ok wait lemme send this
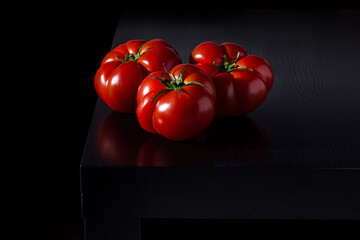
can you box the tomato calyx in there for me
[213,51,253,73]
[149,64,206,102]
[113,43,153,63]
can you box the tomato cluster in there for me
[94,39,273,141]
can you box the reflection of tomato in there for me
[95,111,267,167]
[95,111,152,166]
[136,64,216,141]
[190,41,273,117]
[136,116,268,167]
[94,39,181,113]
[137,136,214,167]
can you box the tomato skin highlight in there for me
[189,41,223,65]
[236,55,274,91]
[94,61,120,105]
[94,39,182,113]
[138,47,181,75]
[152,89,215,141]
[190,42,273,117]
[220,42,248,62]
[230,70,268,116]
[136,64,216,141]
[106,61,144,112]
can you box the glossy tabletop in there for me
[81,10,360,238]
[83,9,360,168]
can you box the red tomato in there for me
[190,41,273,117]
[94,39,182,113]
[136,64,216,141]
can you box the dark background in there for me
[4,2,360,239]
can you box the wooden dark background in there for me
[4,2,360,239]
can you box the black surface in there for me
[81,8,360,239]
[5,8,118,240]
[6,6,360,240]
[141,219,360,239]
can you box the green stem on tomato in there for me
[213,51,253,73]
[113,43,154,63]
[149,64,206,102]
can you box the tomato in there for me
[136,64,216,141]
[190,41,273,117]
[94,39,182,112]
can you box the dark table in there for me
[81,9,360,239]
